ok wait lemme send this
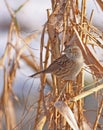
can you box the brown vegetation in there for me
[0,0,103,130]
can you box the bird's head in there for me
[64,45,83,60]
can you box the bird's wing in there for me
[44,54,69,73]
[54,55,75,76]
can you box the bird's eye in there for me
[69,48,72,52]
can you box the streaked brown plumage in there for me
[30,45,83,81]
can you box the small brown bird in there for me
[30,45,83,81]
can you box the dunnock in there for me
[30,45,83,81]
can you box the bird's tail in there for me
[29,70,44,78]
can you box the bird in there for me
[30,45,84,81]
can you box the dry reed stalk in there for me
[93,97,103,130]
[0,1,40,129]
[70,83,103,102]
[96,0,103,10]
[1,66,17,130]
[33,22,47,129]
[46,1,68,129]
[0,0,103,129]
[0,18,17,130]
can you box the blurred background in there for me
[0,0,103,130]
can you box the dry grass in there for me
[0,0,103,130]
